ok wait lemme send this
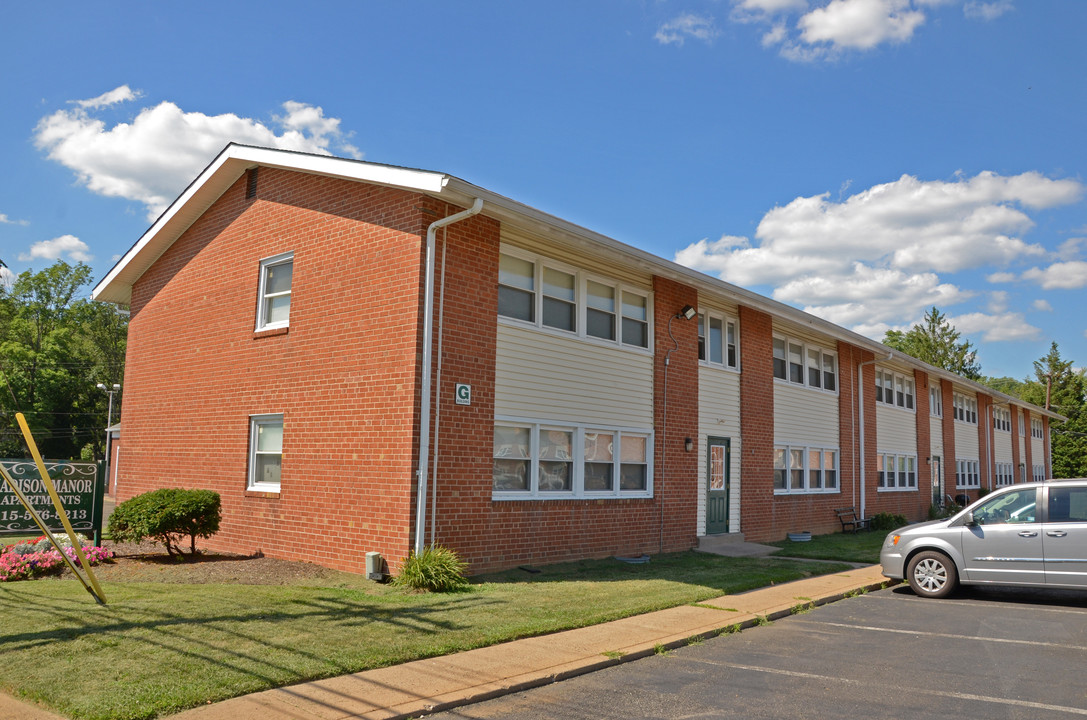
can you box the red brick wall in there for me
[914,370,933,514]
[977,393,993,491]
[941,380,957,501]
[1010,404,1022,481]
[120,168,438,574]
[837,342,861,514]
[737,307,776,540]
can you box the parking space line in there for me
[700,661,1087,716]
[804,620,1087,651]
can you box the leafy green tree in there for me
[883,307,982,379]
[0,261,127,459]
[1016,343,1087,478]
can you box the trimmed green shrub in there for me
[108,488,221,557]
[869,511,908,532]
[392,545,469,592]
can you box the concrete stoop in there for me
[696,532,780,557]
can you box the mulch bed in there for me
[57,541,340,585]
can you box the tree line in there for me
[0,260,126,460]
[884,307,1086,478]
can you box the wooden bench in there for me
[835,507,870,533]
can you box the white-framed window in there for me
[875,368,914,410]
[698,312,739,369]
[929,385,943,417]
[1032,464,1046,483]
[953,393,978,424]
[994,462,1015,487]
[248,414,284,491]
[773,445,838,494]
[993,408,1011,432]
[877,453,917,491]
[497,248,651,350]
[1019,411,1026,437]
[493,420,653,499]
[956,458,980,489]
[256,252,293,331]
[1031,418,1044,439]
[771,335,837,392]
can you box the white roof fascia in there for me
[92,144,448,304]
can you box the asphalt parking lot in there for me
[431,584,1087,719]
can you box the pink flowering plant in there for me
[0,537,113,582]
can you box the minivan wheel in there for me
[907,551,958,598]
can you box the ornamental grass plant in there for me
[391,545,469,592]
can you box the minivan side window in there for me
[974,489,1037,525]
[1048,487,1087,523]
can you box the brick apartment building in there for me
[92,144,1059,575]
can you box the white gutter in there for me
[857,352,893,519]
[414,198,484,555]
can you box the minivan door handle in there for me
[1018,531,1039,538]
[1046,531,1068,538]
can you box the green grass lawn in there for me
[768,529,888,564]
[0,551,850,720]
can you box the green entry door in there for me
[706,437,730,535]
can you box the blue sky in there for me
[2,1,1085,379]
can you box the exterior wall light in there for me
[685,437,693,452]
[678,305,696,320]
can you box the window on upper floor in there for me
[773,445,838,494]
[772,335,836,392]
[875,368,914,410]
[697,312,739,369]
[1019,411,1026,436]
[929,385,943,417]
[993,408,1011,432]
[877,452,917,491]
[256,252,293,331]
[497,250,650,350]
[493,420,652,499]
[248,414,283,491]
[1031,418,1045,439]
[953,393,978,424]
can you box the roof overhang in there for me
[91,144,1066,421]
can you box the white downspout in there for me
[857,351,893,520]
[414,198,484,555]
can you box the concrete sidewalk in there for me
[0,565,888,720]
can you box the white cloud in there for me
[655,14,721,46]
[1056,237,1086,261]
[675,170,1082,332]
[0,213,29,226]
[799,0,926,51]
[17,235,92,263]
[963,0,1013,21]
[35,86,362,221]
[1021,261,1087,290]
[76,85,139,109]
[949,311,1040,342]
[0,264,13,290]
[1032,299,1053,312]
[987,290,1009,313]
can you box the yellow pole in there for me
[14,413,106,604]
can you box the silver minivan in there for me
[881,479,1087,598]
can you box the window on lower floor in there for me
[493,421,652,499]
[1033,464,1046,483]
[994,462,1015,487]
[956,459,980,489]
[877,453,917,490]
[248,414,283,491]
[773,445,838,494]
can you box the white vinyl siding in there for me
[774,383,839,448]
[929,416,944,459]
[496,324,653,426]
[954,421,980,460]
[875,403,917,455]
[1031,435,1046,468]
[698,366,742,536]
[993,429,1013,465]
